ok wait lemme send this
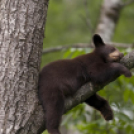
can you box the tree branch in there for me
[83,0,93,33]
[42,42,134,54]
[43,43,91,54]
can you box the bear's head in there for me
[93,34,124,63]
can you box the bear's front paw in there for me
[121,66,132,78]
[123,70,132,78]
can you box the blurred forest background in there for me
[42,0,134,134]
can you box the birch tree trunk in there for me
[0,0,48,134]
[95,0,122,42]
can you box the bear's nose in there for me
[120,53,124,58]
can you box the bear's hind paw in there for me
[100,104,114,121]
[103,113,114,121]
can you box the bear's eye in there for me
[111,48,115,52]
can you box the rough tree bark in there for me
[0,0,48,134]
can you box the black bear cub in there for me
[38,34,131,134]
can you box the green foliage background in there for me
[42,0,134,134]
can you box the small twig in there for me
[42,42,134,54]
[83,0,93,33]
[109,42,134,48]
[42,43,92,54]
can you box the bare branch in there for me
[42,43,91,54]
[83,0,93,33]
[42,42,134,54]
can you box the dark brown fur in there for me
[38,34,131,134]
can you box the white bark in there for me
[95,0,122,42]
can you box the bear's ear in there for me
[93,34,105,47]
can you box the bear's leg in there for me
[45,93,64,134]
[85,93,113,121]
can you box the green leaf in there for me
[123,89,130,102]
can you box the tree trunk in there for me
[0,0,48,134]
[95,0,122,42]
